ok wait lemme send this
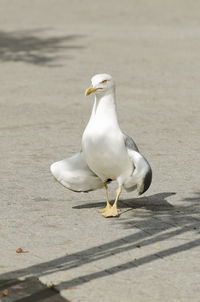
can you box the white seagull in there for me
[50,74,152,217]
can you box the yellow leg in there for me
[99,183,112,213]
[102,186,122,218]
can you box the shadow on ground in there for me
[0,278,68,302]
[72,192,175,210]
[0,29,84,66]
[0,192,200,298]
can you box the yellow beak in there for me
[85,86,98,96]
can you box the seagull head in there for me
[85,74,115,96]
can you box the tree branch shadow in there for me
[0,277,68,302]
[0,29,84,67]
[0,192,199,298]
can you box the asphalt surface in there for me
[0,1,200,301]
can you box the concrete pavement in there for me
[0,1,200,301]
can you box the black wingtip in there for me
[138,167,152,195]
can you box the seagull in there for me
[50,74,152,217]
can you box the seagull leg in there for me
[103,186,122,218]
[99,183,112,213]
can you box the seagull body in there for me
[51,74,152,217]
[82,82,132,185]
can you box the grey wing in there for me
[123,134,152,195]
[123,133,139,152]
[50,152,104,192]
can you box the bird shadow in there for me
[0,28,84,67]
[72,192,176,211]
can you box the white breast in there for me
[82,117,132,182]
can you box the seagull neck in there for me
[91,90,118,125]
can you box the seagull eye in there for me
[101,80,107,84]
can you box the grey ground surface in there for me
[0,1,200,301]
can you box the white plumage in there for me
[51,74,152,217]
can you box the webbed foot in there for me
[102,205,119,218]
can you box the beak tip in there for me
[85,86,96,96]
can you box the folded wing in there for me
[50,152,104,192]
[123,134,152,195]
